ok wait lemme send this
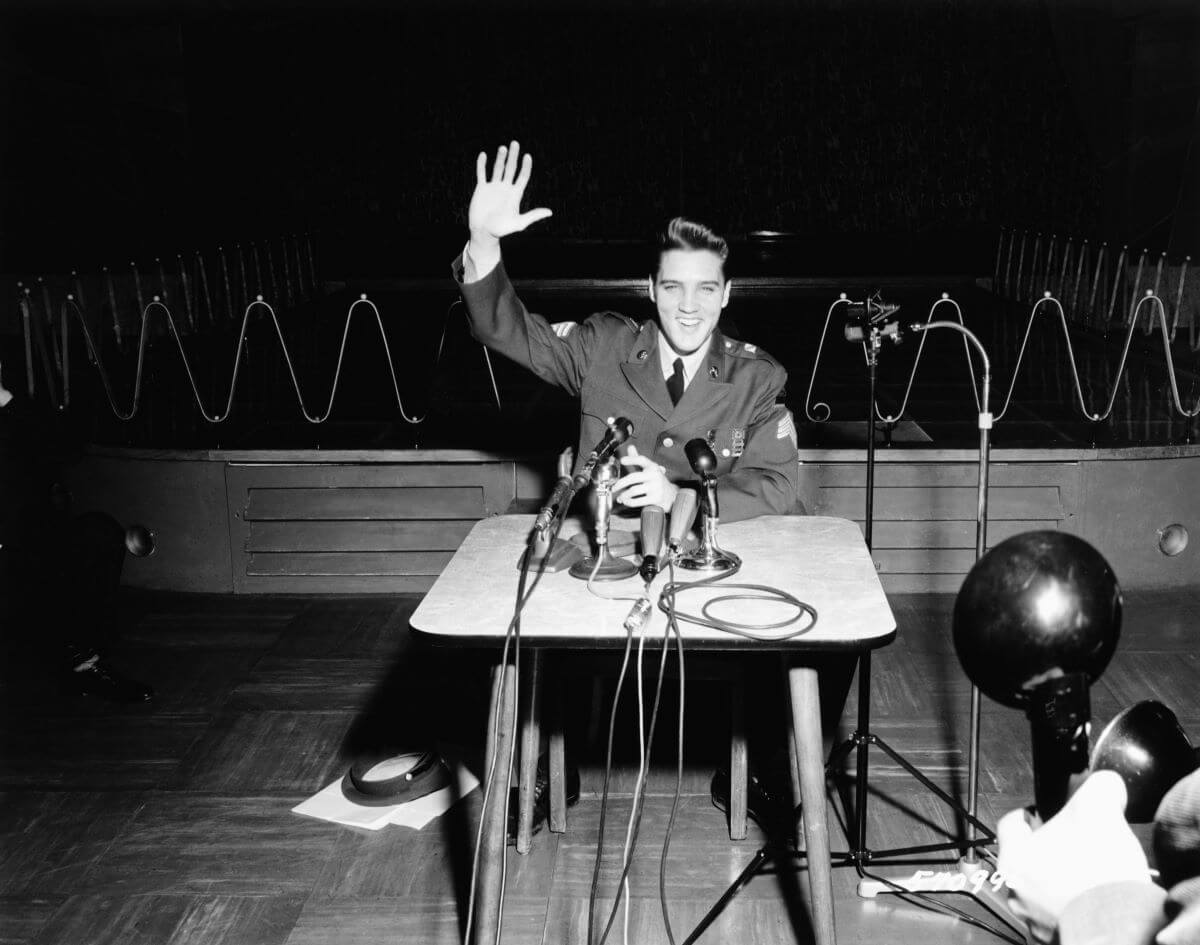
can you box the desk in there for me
[411,514,896,945]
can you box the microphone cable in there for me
[620,612,651,945]
[659,560,687,945]
[590,603,676,945]
[462,542,546,945]
[656,560,818,642]
[586,616,636,945]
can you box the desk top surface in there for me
[410,515,896,650]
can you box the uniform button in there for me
[636,350,648,361]
[662,437,674,447]
[722,448,731,457]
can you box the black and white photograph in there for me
[2,0,1199,942]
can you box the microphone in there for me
[590,456,623,550]
[844,293,902,343]
[533,475,574,533]
[684,438,717,480]
[637,505,666,583]
[667,488,699,551]
[685,438,720,518]
[677,443,739,571]
[573,417,634,489]
[533,447,578,533]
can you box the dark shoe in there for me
[711,767,797,843]
[507,754,580,843]
[69,658,154,704]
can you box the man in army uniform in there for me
[453,139,799,522]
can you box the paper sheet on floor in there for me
[292,759,479,830]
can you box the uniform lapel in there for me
[619,323,674,421]
[670,332,732,426]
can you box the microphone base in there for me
[518,537,583,574]
[677,545,741,572]
[568,546,639,582]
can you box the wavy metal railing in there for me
[801,228,1197,429]
[17,289,504,425]
[992,292,1200,422]
[804,288,1199,429]
[803,293,982,423]
[16,226,1196,431]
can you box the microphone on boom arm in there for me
[844,291,902,344]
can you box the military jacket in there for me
[453,256,800,523]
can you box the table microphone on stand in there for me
[568,456,639,581]
[523,418,633,573]
[678,439,740,571]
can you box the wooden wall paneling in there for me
[810,460,1083,592]
[247,520,476,552]
[245,551,456,576]
[225,462,517,593]
[246,487,485,521]
[820,485,1066,521]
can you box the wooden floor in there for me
[2,587,1198,945]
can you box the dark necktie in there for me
[667,357,686,406]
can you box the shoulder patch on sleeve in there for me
[776,410,797,446]
[726,340,781,367]
[586,311,643,336]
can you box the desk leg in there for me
[516,650,542,854]
[475,658,517,945]
[729,664,748,840]
[548,671,567,834]
[787,662,836,945]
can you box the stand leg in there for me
[730,664,748,841]
[517,650,542,855]
[787,662,837,945]
[549,668,567,834]
[474,659,517,945]
[786,701,803,843]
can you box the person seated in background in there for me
[998,768,1200,945]
[453,140,801,522]
[0,362,153,704]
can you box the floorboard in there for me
[2,587,1197,944]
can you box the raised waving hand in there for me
[467,141,553,271]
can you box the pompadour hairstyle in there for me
[654,217,729,276]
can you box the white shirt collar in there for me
[657,330,712,387]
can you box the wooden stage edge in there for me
[64,444,1200,595]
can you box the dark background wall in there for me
[1,0,1197,276]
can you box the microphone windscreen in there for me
[640,506,665,559]
[610,417,633,444]
[684,439,717,476]
[668,489,699,547]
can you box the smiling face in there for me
[648,248,731,356]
